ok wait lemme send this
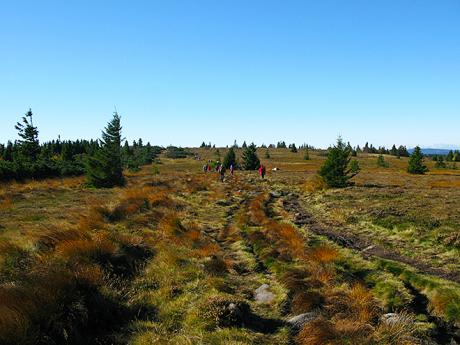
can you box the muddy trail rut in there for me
[279,192,460,285]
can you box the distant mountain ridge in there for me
[408,148,458,155]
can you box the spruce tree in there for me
[407,146,428,174]
[86,112,125,187]
[390,145,398,156]
[15,109,40,162]
[377,154,389,168]
[4,141,13,161]
[223,147,236,169]
[290,143,298,153]
[319,137,360,188]
[242,143,260,170]
[398,145,409,157]
[434,155,446,169]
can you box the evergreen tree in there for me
[223,147,237,169]
[319,137,360,188]
[122,140,132,158]
[446,150,454,162]
[200,141,207,148]
[390,145,398,156]
[363,142,369,153]
[242,143,260,170]
[351,148,357,157]
[407,146,428,174]
[289,143,298,153]
[4,141,13,161]
[15,109,40,161]
[454,150,460,162]
[86,112,125,187]
[277,141,287,149]
[434,155,446,169]
[398,145,409,157]
[376,154,389,168]
[61,142,73,161]
[350,159,360,175]
[242,141,247,149]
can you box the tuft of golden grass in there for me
[347,283,377,323]
[374,311,420,345]
[304,174,327,193]
[296,317,337,345]
[0,286,37,342]
[36,226,87,250]
[0,194,13,211]
[309,245,339,264]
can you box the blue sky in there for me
[1,0,459,148]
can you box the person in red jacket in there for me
[258,165,266,179]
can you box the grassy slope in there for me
[0,148,459,344]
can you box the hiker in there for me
[207,164,212,172]
[229,164,234,175]
[219,165,225,182]
[203,164,208,173]
[258,164,266,179]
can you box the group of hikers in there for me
[202,161,266,182]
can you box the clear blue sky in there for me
[1,0,459,148]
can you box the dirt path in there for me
[279,192,460,285]
[188,177,291,339]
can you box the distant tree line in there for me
[357,142,410,157]
[0,109,160,183]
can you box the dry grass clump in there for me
[78,205,106,231]
[54,233,117,264]
[249,193,268,225]
[185,174,210,192]
[323,284,377,322]
[249,193,306,261]
[35,226,88,250]
[291,289,324,314]
[0,285,41,343]
[0,194,13,211]
[428,288,460,325]
[296,316,374,345]
[195,243,221,258]
[203,254,230,276]
[304,174,327,193]
[95,187,177,223]
[157,215,185,237]
[296,317,340,344]
[373,313,420,345]
[198,295,250,329]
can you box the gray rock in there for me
[269,191,282,198]
[381,313,399,324]
[254,284,275,303]
[287,312,317,330]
